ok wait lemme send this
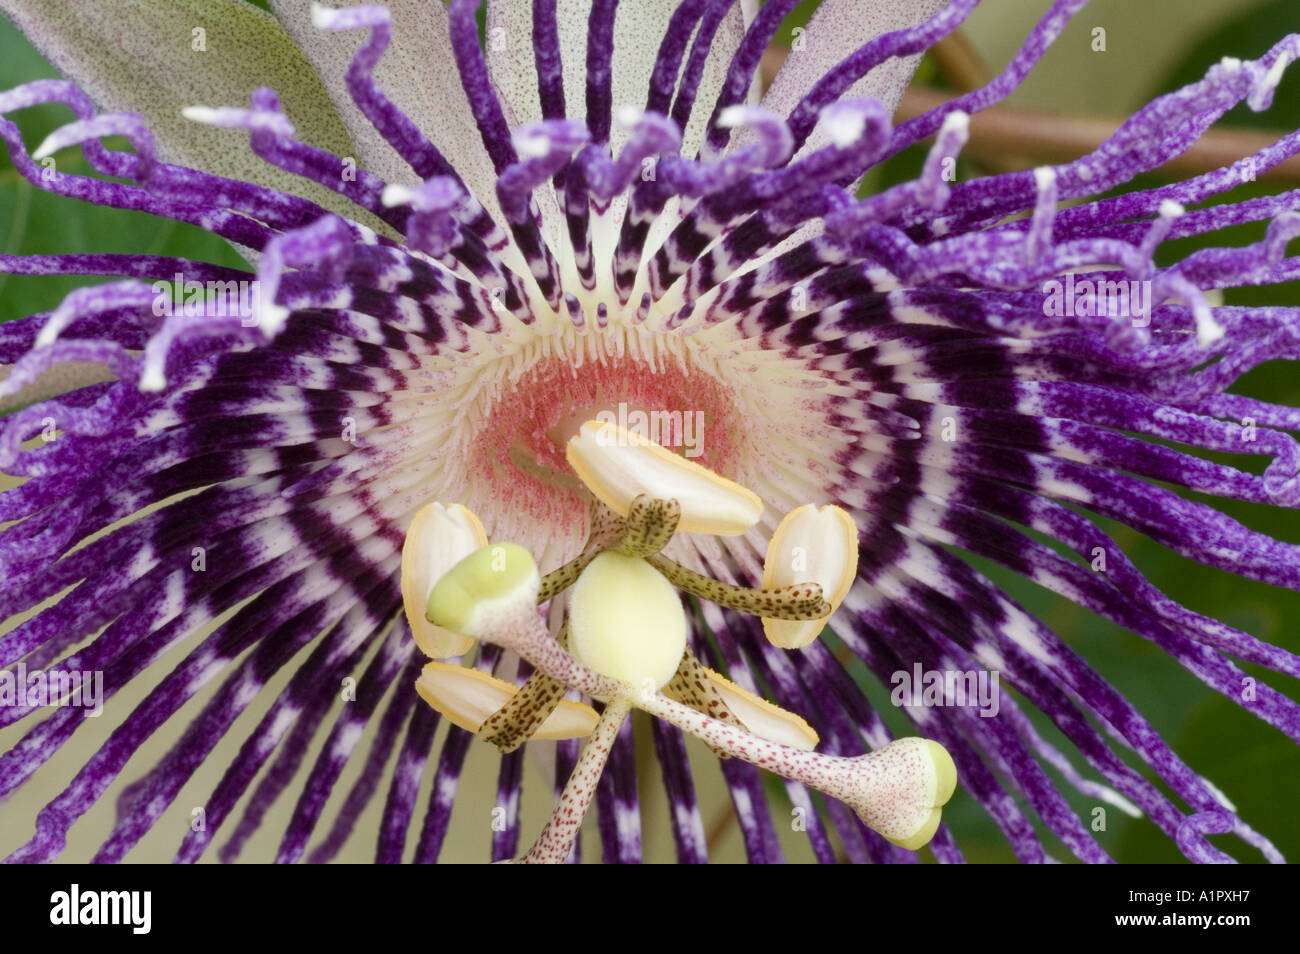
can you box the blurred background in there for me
[0,0,1298,863]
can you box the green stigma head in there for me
[426,542,539,638]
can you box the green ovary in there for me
[567,551,688,693]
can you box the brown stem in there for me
[705,800,739,854]
[761,28,1300,183]
[930,30,994,92]
[899,87,1300,183]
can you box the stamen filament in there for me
[536,502,625,602]
[537,545,606,603]
[646,553,831,620]
[479,624,572,753]
[611,496,681,557]
[665,649,743,729]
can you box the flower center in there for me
[468,327,744,541]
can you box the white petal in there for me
[0,0,364,222]
[720,2,947,282]
[485,0,751,283]
[752,0,949,159]
[401,502,488,659]
[488,0,749,158]
[270,0,504,223]
[565,420,764,536]
[762,503,859,649]
[415,661,600,739]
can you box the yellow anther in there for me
[401,503,488,658]
[565,420,763,536]
[761,503,859,649]
[699,666,819,750]
[415,662,599,739]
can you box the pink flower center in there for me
[475,351,744,541]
